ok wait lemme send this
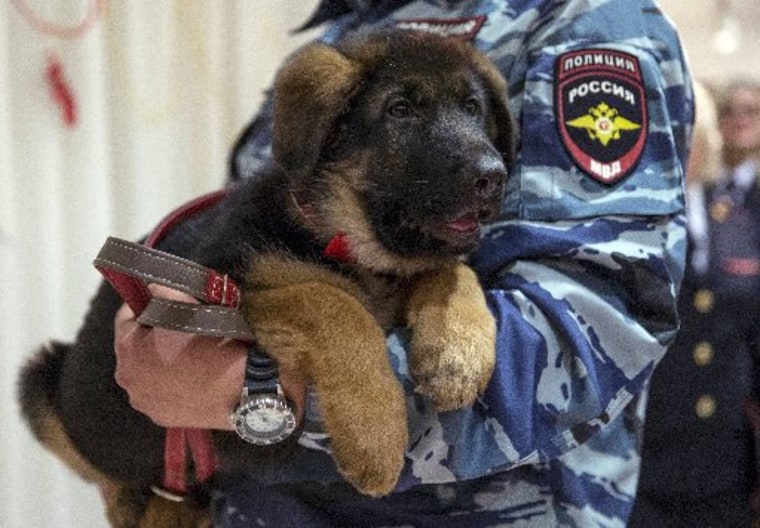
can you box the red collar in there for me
[290,191,354,263]
[322,231,354,262]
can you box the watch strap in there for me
[244,346,279,395]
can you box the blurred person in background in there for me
[630,78,760,527]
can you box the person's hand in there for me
[113,284,306,430]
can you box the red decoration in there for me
[12,1,107,128]
[11,0,106,40]
[45,54,77,127]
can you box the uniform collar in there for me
[299,0,415,29]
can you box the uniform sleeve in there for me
[223,0,694,492]
[385,1,694,489]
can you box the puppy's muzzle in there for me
[471,155,508,200]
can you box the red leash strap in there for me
[163,428,219,493]
[97,263,152,316]
[145,189,229,248]
[94,190,234,495]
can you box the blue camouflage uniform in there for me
[216,1,694,526]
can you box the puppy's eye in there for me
[387,99,414,119]
[464,96,483,115]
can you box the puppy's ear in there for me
[272,42,363,182]
[470,52,516,171]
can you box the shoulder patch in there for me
[395,15,486,41]
[555,49,648,185]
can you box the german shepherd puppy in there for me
[18,29,513,527]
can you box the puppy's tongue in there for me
[447,213,479,233]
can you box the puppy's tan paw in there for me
[410,326,495,411]
[330,420,408,497]
[318,379,408,497]
[407,263,496,411]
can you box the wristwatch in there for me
[230,346,297,445]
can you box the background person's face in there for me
[718,87,760,157]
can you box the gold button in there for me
[693,342,714,366]
[693,289,714,313]
[710,198,732,223]
[695,395,716,419]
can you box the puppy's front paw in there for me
[329,405,408,497]
[410,318,495,411]
[407,264,496,412]
[315,368,408,496]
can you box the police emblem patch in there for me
[556,49,648,184]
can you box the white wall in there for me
[659,0,760,85]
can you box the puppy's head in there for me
[273,30,514,274]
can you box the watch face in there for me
[246,407,286,433]
[232,394,297,445]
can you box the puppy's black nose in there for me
[473,158,507,198]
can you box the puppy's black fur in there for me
[19,29,514,527]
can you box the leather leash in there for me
[93,190,253,497]
[95,237,253,341]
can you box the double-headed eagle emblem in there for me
[566,102,641,146]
